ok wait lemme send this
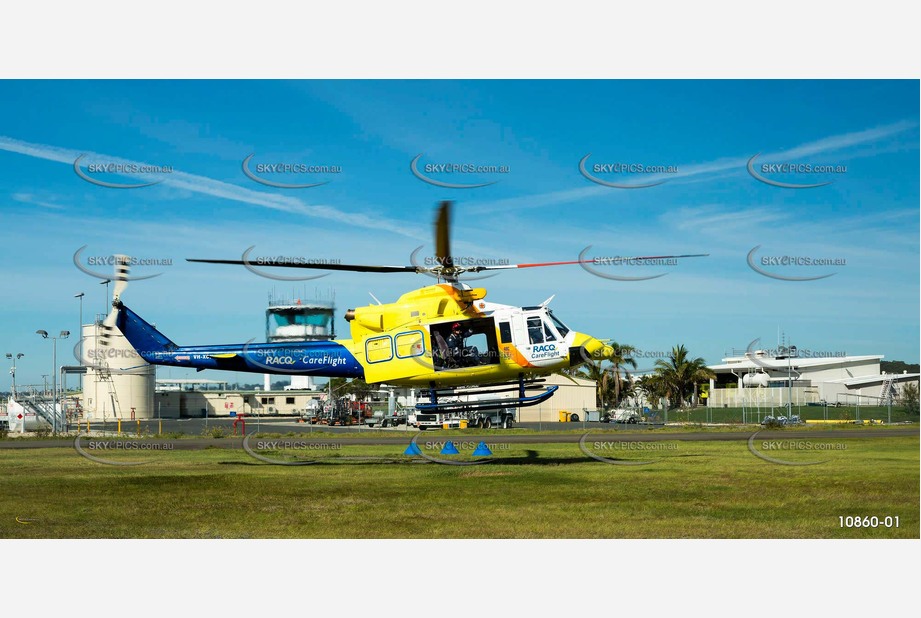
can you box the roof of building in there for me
[822,373,920,387]
[709,354,883,372]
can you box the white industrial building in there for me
[707,350,919,408]
[514,374,597,422]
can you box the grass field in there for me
[0,429,916,539]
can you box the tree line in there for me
[563,343,715,411]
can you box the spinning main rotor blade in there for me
[469,253,711,272]
[186,252,710,276]
[434,200,453,272]
[186,198,708,279]
[185,258,419,274]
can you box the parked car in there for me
[605,408,640,424]
[365,408,408,428]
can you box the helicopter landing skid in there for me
[415,378,558,413]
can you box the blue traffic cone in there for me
[472,441,493,456]
[403,442,422,456]
[440,441,460,455]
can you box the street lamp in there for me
[5,352,24,398]
[75,293,85,351]
[75,293,85,391]
[100,279,111,315]
[787,345,797,419]
[36,330,70,434]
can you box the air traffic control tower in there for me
[264,292,336,390]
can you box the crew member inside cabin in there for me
[446,322,478,366]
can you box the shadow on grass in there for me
[213,450,697,467]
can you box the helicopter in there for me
[100,201,706,413]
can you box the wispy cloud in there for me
[773,119,918,160]
[12,192,67,210]
[0,135,426,241]
[465,119,919,213]
[668,205,787,231]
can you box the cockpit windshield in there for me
[546,310,570,338]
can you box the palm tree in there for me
[571,360,612,409]
[635,373,669,409]
[608,342,638,408]
[570,342,637,410]
[652,344,715,409]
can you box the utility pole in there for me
[787,345,797,418]
[5,353,23,398]
[37,330,70,433]
[75,292,85,391]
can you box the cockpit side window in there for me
[498,321,512,344]
[543,321,557,341]
[527,316,544,344]
[547,311,570,338]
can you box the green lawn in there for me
[0,432,916,538]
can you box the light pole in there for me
[75,293,85,390]
[787,345,797,419]
[5,353,24,398]
[36,330,70,434]
[100,279,111,315]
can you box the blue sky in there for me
[0,80,918,387]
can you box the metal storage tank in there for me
[79,321,155,419]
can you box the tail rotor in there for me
[99,255,130,347]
